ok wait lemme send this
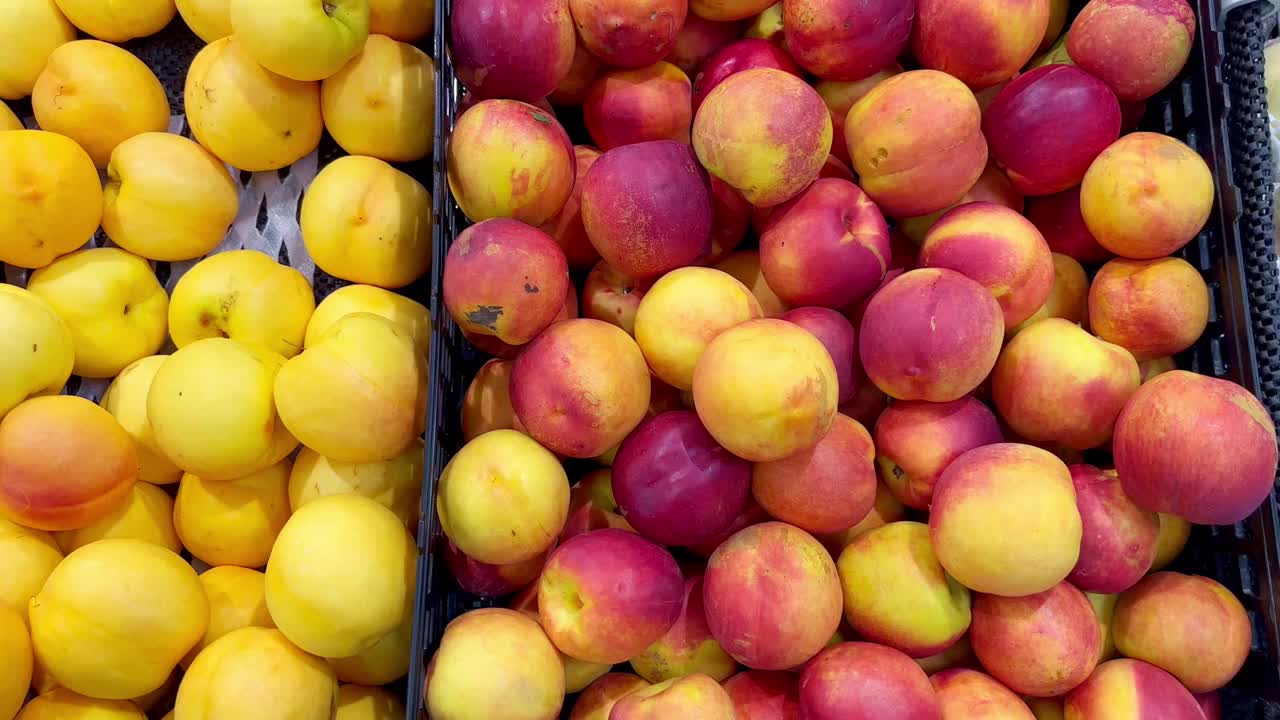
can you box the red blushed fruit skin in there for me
[1113,370,1279,526]
[858,268,1005,402]
[584,62,693,151]
[782,0,915,81]
[1088,257,1210,361]
[451,0,577,102]
[1066,465,1159,594]
[538,529,684,665]
[580,140,713,280]
[550,41,602,106]
[724,671,802,720]
[703,522,844,670]
[631,574,737,682]
[540,146,604,271]
[1064,659,1206,720]
[569,0,689,69]
[911,0,1050,90]
[667,14,741,76]
[705,178,752,265]
[781,307,860,404]
[750,155,859,235]
[582,260,652,336]
[570,673,651,720]
[464,283,575,360]
[1196,691,1222,720]
[759,179,890,310]
[684,498,772,558]
[444,540,548,597]
[750,414,877,534]
[970,581,1102,698]
[1024,187,1114,264]
[443,218,572,346]
[1067,0,1196,102]
[930,669,1036,720]
[690,39,803,112]
[873,397,1004,510]
[611,410,752,547]
[983,64,1123,196]
[560,500,637,542]
[799,642,942,720]
[610,673,737,719]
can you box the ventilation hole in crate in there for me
[1182,77,1196,118]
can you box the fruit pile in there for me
[0,1,435,719]
[429,0,1280,718]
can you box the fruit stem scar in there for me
[323,1,337,15]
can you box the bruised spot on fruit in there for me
[466,306,504,331]
[524,283,540,294]
[323,1,338,15]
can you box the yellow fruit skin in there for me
[103,132,239,262]
[169,250,316,359]
[176,0,232,43]
[174,627,338,720]
[0,605,32,720]
[300,155,434,288]
[335,684,405,720]
[29,539,208,700]
[0,518,62,623]
[26,248,169,379]
[0,130,102,269]
[305,284,431,357]
[174,460,293,568]
[147,338,299,481]
[321,34,435,162]
[32,40,170,168]
[289,440,424,529]
[52,482,181,554]
[0,286,74,421]
[16,689,144,720]
[184,36,323,171]
[229,0,370,82]
[101,356,182,486]
[182,566,275,668]
[329,609,412,685]
[0,101,20,130]
[265,495,415,658]
[0,0,76,100]
[52,0,175,42]
[368,0,432,41]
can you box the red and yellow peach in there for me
[570,674,651,720]
[799,642,941,720]
[629,574,737,683]
[585,62,692,150]
[874,397,1004,510]
[706,178,753,265]
[1088,257,1210,361]
[691,0,777,21]
[1025,187,1114,264]
[723,671,801,720]
[912,0,1050,89]
[1063,659,1206,720]
[690,38,802,111]
[1067,0,1195,102]
[816,67,902,164]
[540,145,604,271]
[450,0,576,102]
[931,669,1036,720]
[610,673,736,720]
[1067,465,1159,594]
[897,162,1025,244]
[551,41,602,106]
[1151,513,1191,571]
[582,261,652,336]
[444,541,548,598]
[461,359,519,441]
[569,0,687,68]
[781,307,860,404]
[1009,253,1089,337]
[714,251,789,318]
[782,0,914,81]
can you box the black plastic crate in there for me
[408,1,1280,717]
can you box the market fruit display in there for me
[429,0,1279,718]
[0,1,434,717]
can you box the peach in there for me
[858,269,1005,402]
[570,673,650,720]
[715,251,789,317]
[448,99,575,224]
[920,202,1055,328]
[706,178,753,264]
[799,642,941,720]
[1080,132,1213,259]
[693,68,833,207]
[539,528,683,664]
[630,574,737,683]
[551,40,602,106]
[898,162,1024,244]
[610,673,736,720]
[1138,356,1176,384]
[634,266,764,390]
[511,319,652,458]
[450,0,576,102]
[817,481,907,553]
[1088,592,1120,663]
[1063,659,1205,720]
[930,444,1083,596]
[816,67,902,164]
[759,179,891,309]
[992,319,1140,450]
[667,14,739,75]
[585,62,692,150]
[1024,187,1113,264]
[743,1,784,40]
[571,0,687,67]
[685,498,772,558]
[845,70,988,218]
[443,218,571,346]
[1066,466,1159,594]
[692,319,838,462]
[581,140,713,279]
[751,414,876,534]
[931,669,1036,720]
[874,397,1004,510]
[1113,370,1277,525]
[461,359,518,441]
[971,581,1102,697]
[915,637,977,675]
[783,0,912,81]
[612,410,751,546]
[704,522,842,669]
[691,0,777,21]
[781,307,860,403]
[0,395,136,532]
[1088,257,1210,361]
[984,65,1121,198]
[912,0,1050,89]
[1009,253,1089,336]
[561,496,636,542]
[1150,513,1191,571]
[1067,0,1195,102]
[690,39,803,111]
[425,608,565,720]
[723,671,801,720]
[1112,572,1251,692]
[540,145,604,271]
[838,522,972,657]
[444,541,547,598]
